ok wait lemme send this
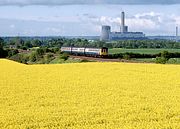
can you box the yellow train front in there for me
[61,47,108,57]
[99,47,108,56]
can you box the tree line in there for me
[108,51,180,64]
[1,37,180,49]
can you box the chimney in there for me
[176,26,178,37]
[121,12,125,33]
[176,26,179,42]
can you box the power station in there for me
[100,12,146,41]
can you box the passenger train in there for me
[61,47,108,57]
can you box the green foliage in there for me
[110,40,180,49]
[0,48,8,58]
[36,48,44,56]
[9,54,29,64]
[109,48,180,55]
[155,51,171,64]
[50,47,60,54]
[35,48,46,58]
[0,38,8,58]
[60,53,69,61]
[31,39,42,47]
[0,38,5,57]
[47,38,64,48]
[155,57,168,64]
[168,58,178,64]
[9,37,24,48]
[0,38,4,48]
[122,54,131,60]
[29,52,37,62]
[160,51,171,60]
[3,36,180,64]
[24,41,33,48]
[4,37,180,49]
[8,49,19,57]
[44,54,54,64]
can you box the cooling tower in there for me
[100,25,111,41]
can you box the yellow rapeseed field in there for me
[0,59,180,129]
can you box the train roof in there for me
[61,47,108,49]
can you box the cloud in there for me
[0,0,180,6]
[9,24,15,29]
[170,15,180,25]
[80,11,179,35]
[81,12,160,31]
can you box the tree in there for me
[10,37,24,48]
[0,38,4,48]
[155,51,171,64]
[160,51,171,60]
[31,39,42,47]
[24,41,33,48]
[36,48,45,57]
[0,38,8,58]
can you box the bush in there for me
[167,58,178,64]
[8,49,19,57]
[44,54,54,64]
[155,51,171,64]
[52,47,60,54]
[36,48,45,57]
[29,52,37,62]
[60,53,69,61]
[0,48,8,58]
[155,57,168,64]
[160,51,171,60]
[9,54,29,64]
[123,54,131,60]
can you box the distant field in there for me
[134,58,180,64]
[0,59,180,128]
[109,48,180,54]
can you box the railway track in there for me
[69,55,142,63]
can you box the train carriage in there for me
[61,47,108,57]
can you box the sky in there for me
[0,0,180,36]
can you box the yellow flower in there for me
[0,59,179,129]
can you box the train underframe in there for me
[64,52,108,58]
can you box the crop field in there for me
[109,48,180,54]
[0,59,180,129]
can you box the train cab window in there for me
[102,48,107,53]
